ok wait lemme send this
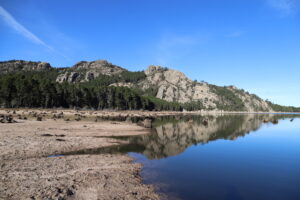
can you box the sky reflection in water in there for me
[128,114,300,200]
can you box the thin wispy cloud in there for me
[0,5,53,51]
[267,0,300,15]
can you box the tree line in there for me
[208,85,246,111]
[1,70,298,112]
[0,71,184,111]
[266,101,300,113]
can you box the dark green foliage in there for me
[143,87,159,97]
[183,100,204,111]
[266,101,300,112]
[1,69,298,112]
[0,71,181,111]
[71,71,146,87]
[144,96,182,111]
[118,71,146,83]
[81,74,118,87]
[208,85,246,111]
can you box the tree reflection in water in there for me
[62,114,299,159]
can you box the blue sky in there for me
[0,0,299,106]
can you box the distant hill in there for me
[0,59,299,112]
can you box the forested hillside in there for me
[0,71,182,111]
[0,59,299,112]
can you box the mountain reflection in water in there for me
[63,114,298,159]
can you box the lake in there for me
[62,114,300,200]
[126,114,300,200]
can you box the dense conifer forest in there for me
[0,61,299,112]
[0,71,184,111]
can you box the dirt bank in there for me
[0,109,159,200]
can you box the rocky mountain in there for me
[56,60,126,83]
[112,65,272,112]
[0,59,277,111]
[0,60,51,73]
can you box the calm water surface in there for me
[127,114,300,200]
[62,114,300,200]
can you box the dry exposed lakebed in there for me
[0,109,160,200]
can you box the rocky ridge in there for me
[0,60,51,73]
[136,66,273,111]
[141,65,218,105]
[56,60,126,83]
[0,59,274,111]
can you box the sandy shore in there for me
[0,109,160,200]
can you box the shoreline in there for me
[1,108,299,116]
[0,109,159,200]
[0,109,298,199]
